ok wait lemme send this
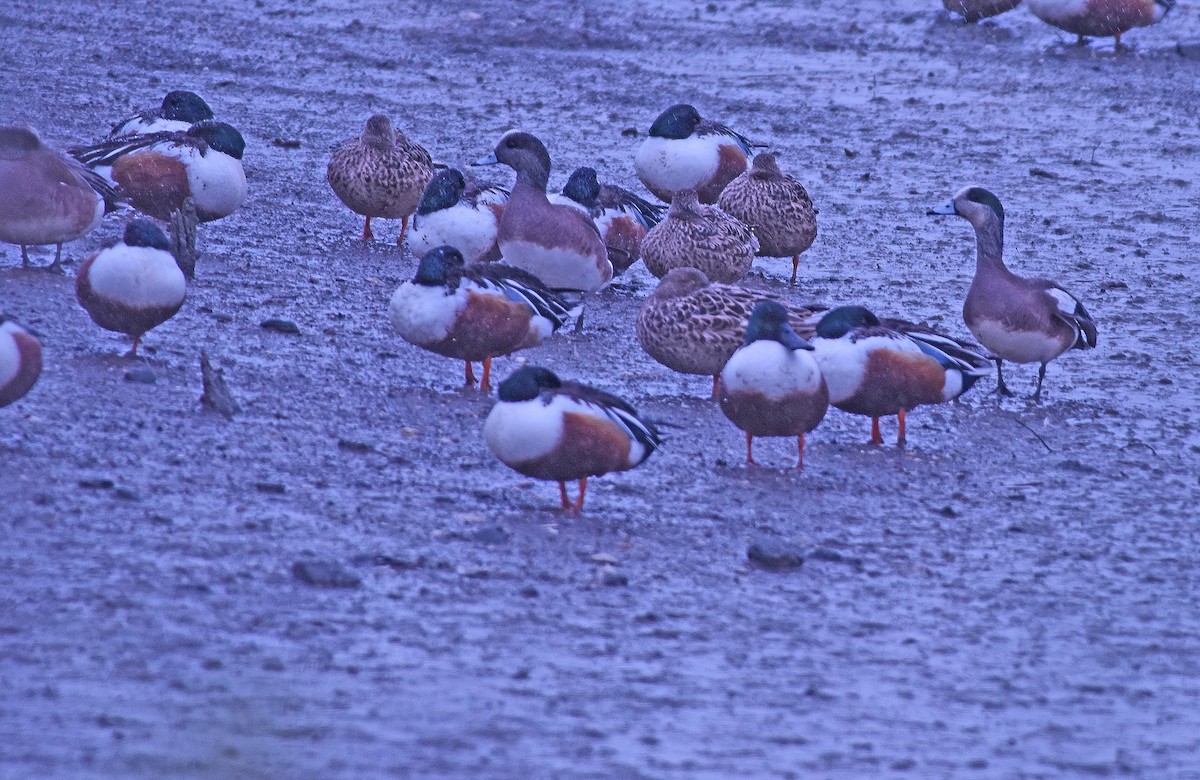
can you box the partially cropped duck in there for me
[549,166,666,274]
[0,125,114,271]
[640,189,758,283]
[76,219,187,357]
[389,245,571,391]
[72,120,247,223]
[476,131,612,293]
[1027,0,1174,48]
[943,0,1023,23]
[408,168,508,263]
[327,114,434,243]
[109,90,215,137]
[811,306,992,446]
[0,316,43,408]
[718,301,829,469]
[484,366,662,512]
[717,152,818,286]
[930,185,1097,399]
[635,104,758,204]
[636,267,823,399]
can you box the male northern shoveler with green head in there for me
[109,90,215,137]
[719,301,829,468]
[0,316,42,408]
[635,104,758,204]
[549,166,666,274]
[389,246,571,391]
[640,189,758,283]
[811,306,992,446]
[408,168,508,263]
[484,366,662,512]
[929,185,1097,399]
[1026,0,1174,48]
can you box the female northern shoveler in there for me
[475,131,612,293]
[326,114,434,244]
[718,152,818,286]
[719,301,829,468]
[389,245,571,391]
[943,0,1023,23]
[930,186,1097,399]
[484,366,662,512]
[811,306,992,446]
[76,219,187,357]
[109,90,215,137]
[1026,0,1174,48]
[408,168,508,263]
[549,166,666,274]
[640,189,758,283]
[1,126,112,272]
[635,104,758,204]
[72,120,247,223]
[0,316,42,408]
[636,267,824,399]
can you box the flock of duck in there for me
[1,73,1101,509]
[945,0,1173,49]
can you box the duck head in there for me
[417,168,467,216]
[561,166,601,208]
[650,267,711,301]
[413,245,467,287]
[748,152,785,181]
[666,188,705,219]
[161,91,214,124]
[477,131,552,191]
[929,185,1004,230]
[359,114,396,153]
[648,104,702,140]
[188,120,246,159]
[123,219,171,250]
[745,301,813,350]
[814,305,881,339]
[497,365,562,402]
[0,125,43,156]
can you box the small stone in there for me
[747,539,805,571]
[255,481,286,494]
[519,585,539,598]
[596,566,628,587]
[471,526,511,545]
[124,367,156,384]
[201,658,223,670]
[292,560,361,588]
[79,478,115,490]
[1178,41,1200,60]
[272,138,302,149]
[262,658,285,671]
[589,553,619,565]
[620,127,639,137]
[337,439,374,453]
[1029,167,1059,179]
[807,547,864,570]
[260,318,301,334]
[114,486,141,501]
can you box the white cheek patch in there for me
[722,341,824,400]
[409,206,498,263]
[0,328,20,387]
[389,283,467,345]
[87,245,187,308]
[635,136,720,193]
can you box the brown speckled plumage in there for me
[718,153,817,285]
[640,189,757,283]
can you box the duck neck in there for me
[513,162,549,193]
[973,215,1007,276]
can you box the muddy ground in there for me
[2,0,1199,777]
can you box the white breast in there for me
[498,239,611,292]
[409,205,498,263]
[484,396,566,466]
[1027,0,1089,19]
[969,318,1066,364]
[0,325,21,387]
[635,136,720,194]
[389,283,467,346]
[722,341,824,400]
[812,335,917,404]
[176,146,247,218]
[87,245,187,308]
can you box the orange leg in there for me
[571,477,588,512]
[396,216,410,246]
[711,375,720,401]
[746,431,756,465]
[480,356,492,392]
[790,254,799,286]
[869,417,883,445]
[1114,32,1123,51]
[559,481,571,510]
[125,335,141,358]
[795,434,805,469]
[897,409,907,447]
[362,216,374,241]
[21,245,30,266]
[464,361,476,386]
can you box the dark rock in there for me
[471,526,511,545]
[255,481,286,494]
[1029,167,1060,179]
[79,478,115,490]
[124,367,156,384]
[1178,41,1200,60]
[260,318,301,334]
[292,560,362,589]
[114,486,141,501]
[519,585,539,598]
[596,566,628,587]
[272,137,302,149]
[199,350,240,418]
[747,539,805,571]
[337,438,374,453]
[807,547,864,570]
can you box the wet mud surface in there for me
[2,1,1199,777]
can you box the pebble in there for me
[471,526,511,546]
[595,566,628,587]
[807,547,864,571]
[124,367,156,384]
[747,539,805,571]
[79,478,115,490]
[260,318,301,334]
[255,481,286,494]
[292,560,362,589]
[1178,41,1200,60]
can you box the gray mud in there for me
[2,1,1199,777]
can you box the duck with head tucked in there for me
[484,365,662,512]
[475,131,612,294]
[327,114,434,244]
[929,185,1097,399]
[640,189,758,283]
[635,104,758,204]
[1026,0,1174,48]
[0,316,42,409]
[549,166,666,274]
[718,152,818,286]
[407,168,508,263]
[109,90,215,137]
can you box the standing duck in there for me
[811,306,992,446]
[929,186,1097,399]
[0,317,42,408]
[476,131,612,293]
[943,0,1022,23]
[326,114,434,243]
[76,219,187,356]
[717,152,818,286]
[719,301,829,468]
[484,366,662,512]
[389,246,571,391]
[407,168,508,263]
[1026,0,1174,48]
[72,120,247,223]
[634,104,757,204]
[0,126,111,271]
[109,90,215,137]
[640,189,758,283]
[636,267,823,399]
[549,166,666,274]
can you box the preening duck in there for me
[635,103,758,204]
[109,90,215,137]
[408,168,508,263]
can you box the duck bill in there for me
[927,199,956,216]
[473,152,499,166]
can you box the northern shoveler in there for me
[549,166,666,274]
[635,103,758,204]
[1027,0,1174,48]
[109,90,215,137]
[408,168,508,263]
[0,316,42,408]
[640,188,758,283]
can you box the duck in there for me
[0,316,43,408]
[636,267,824,400]
[408,168,508,263]
[717,152,818,286]
[810,306,992,446]
[929,185,1097,399]
[634,103,758,204]
[109,90,215,137]
[484,365,662,512]
[548,166,666,274]
[0,125,113,271]
[76,219,187,357]
[327,114,434,244]
[943,0,1023,23]
[71,120,247,223]
[1026,0,1174,48]
[475,131,612,293]
[389,245,571,391]
[718,301,829,468]
[640,189,758,283]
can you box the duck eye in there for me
[505,138,519,149]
